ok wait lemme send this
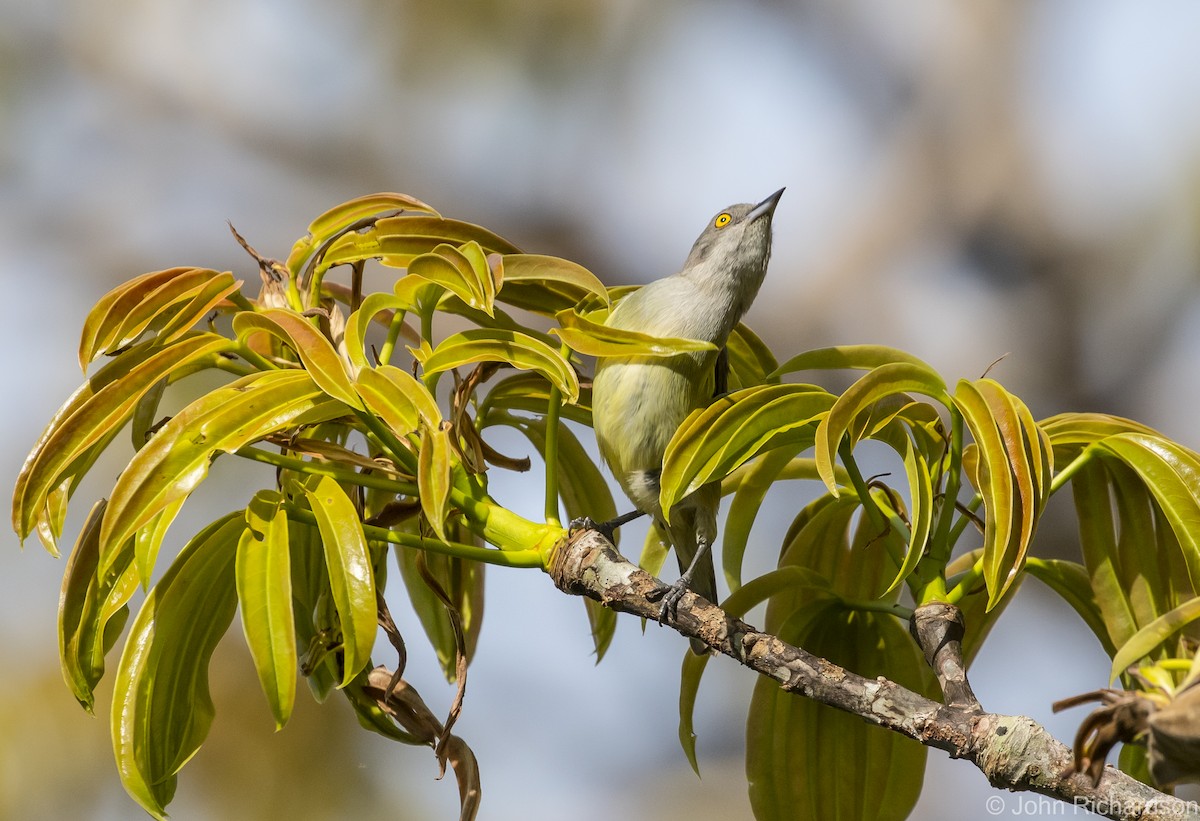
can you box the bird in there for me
[589,188,784,652]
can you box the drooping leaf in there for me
[236,490,297,730]
[78,268,236,368]
[287,192,441,276]
[407,242,497,317]
[99,370,348,572]
[771,344,940,380]
[288,521,339,702]
[14,332,234,544]
[1041,412,1161,463]
[318,215,521,276]
[134,498,184,585]
[1096,433,1200,593]
[343,293,417,371]
[1110,598,1200,684]
[355,363,442,439]
[492,253,610,315]
[954,379,1029,608]
[232,309,363,408]
[551,308,717,358]
[884,435,934,595]
[111,513,242,819]
[747,602,930,821]
[721,444,807,593]
[726,322,779,390]
[659,384,834,518]
[419,328,580,404]
[814,362,949,495]
[302,475,376,688]
[58,500,138,712]
[417,423,453,542]
[481,371,593,427]
[1070,460,1139,651]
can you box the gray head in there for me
[682,188,784,279]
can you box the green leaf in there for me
[58,500,138,712]
[232,308,363,409]
[726,322,779,390]
[14,333,234,544]
[1070,460,1139,650]
[1096,433,1200,593]
[747,602,929,821]
[318,215,521,276]
[355,363,442,439]
[99,370,348,573]
[659,384,834,518]
[885,435,934,595]
[417,423,453,543]
[721,445,807,593]
[954,378,1036,608]
[1110,598,1200,683]
[1041,412,1161,463]
[236,490,297,730]
[481,371,593,427]
[491,253,610,315]
[814,362,949,495]
[407,241,497,318]
[551,308,716,357]
[419,328,580,404]
[771,344,940,380]
[287,192,441,275]
[288,521,340,702]
[134,499,184,586]
[78,267,235,368]
[302,475,377,688]
[111,513,242,819]
[343,293,416,371]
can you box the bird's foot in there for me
[568,516,615,543]
[648,577,689,625]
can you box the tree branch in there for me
[549,530,1194,821]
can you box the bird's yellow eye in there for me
[714,212,732,228]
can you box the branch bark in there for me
[549,529,1197,821]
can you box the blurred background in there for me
[4,1,1200,818]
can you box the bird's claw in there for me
[568,516,616,543]
[650,578,689,625]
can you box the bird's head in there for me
[682,188,784,289]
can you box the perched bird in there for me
[590,188,784,650]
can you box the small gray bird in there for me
[590,188,784,651]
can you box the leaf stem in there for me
[235,446,418,495]
[1049,446,1096,496]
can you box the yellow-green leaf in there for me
[420,328,580,403]
[355,364,440,438]
[14,333,234,544]
[232,308,363,408]
[58,500,138,713]
[551,308,716,357]
[343,293,417,371]
[726,322,779,390]
[493,253,610,315]
[111,513,242,819]
[302,475,376,688]
[659,384,834,518]
[287,192,441,275]
[408,241,496,317]
[418,423,453,542]
[236,490,296,730]
[747,603,930,821]
[814,362,950,495]
[771,344,939,380]
[99,370,347,572]
[1111,598,1200,683]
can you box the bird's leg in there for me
[713,346,729,397]
[568,508,646,543]
[651,534,712,624]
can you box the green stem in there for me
[840,597,913,622]
[838,440,888,533]
[946,494,983,547]
[377,309,410,366]
[929,409,965,562]
[353,409,419,475]
[542,348,570,527]
[1049,446,1096,496]
[944,554,986,605]
[226,290,258,312]
[235,446,417,495]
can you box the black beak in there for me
[747,187,785,221]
